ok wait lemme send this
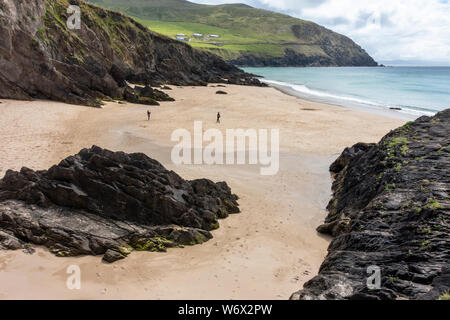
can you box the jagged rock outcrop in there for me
[292,110,450,300]
[230,48,378,68]
[0,146,240,261]
[0,0,262,107]
[87,0,378,68]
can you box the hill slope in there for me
[0,0,260,106]
[87,0,378,67]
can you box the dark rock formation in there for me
[292,109,450,300]
[137,85,175,102]
[121,85,175,105]
[216,90,227,95]
[0,146,240,261]
[103,249,126,263]
[0,0,263,107]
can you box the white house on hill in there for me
[176,37,190,42]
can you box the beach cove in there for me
[0,84,407,299]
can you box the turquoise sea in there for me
[242,67,450,117]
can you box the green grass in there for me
[134,18,293,58]
[136,19,260,44]
[388,137,409,149]
[386,136,410,158]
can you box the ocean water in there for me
[242,67,450,117]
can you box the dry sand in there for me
[0,85,407,300]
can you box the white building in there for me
[209,34,220,38]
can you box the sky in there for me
[191,0,450,65]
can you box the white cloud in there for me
[191,0,450,64]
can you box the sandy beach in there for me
[0,85,407,300]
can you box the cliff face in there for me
[0,0,261,107]
[0,146,240,262]
[229,25,378,68]
[229,48,377,68]
[292,110,450,300]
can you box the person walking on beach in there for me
[147,110,151,121]
[216,112,221,124]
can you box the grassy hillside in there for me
[87,0,378,67]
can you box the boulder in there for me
[102,249,126,263]
[136,86,175,102]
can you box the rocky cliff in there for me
[292,110,450,300]
[0,146,240,262]
[0,0,261,107]
[229,25,378,67]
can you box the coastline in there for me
[0,85,407,299]
[261,80,418,121]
